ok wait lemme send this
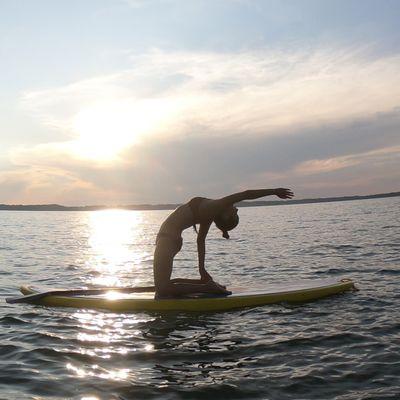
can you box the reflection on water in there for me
[64,303,240,390]
[66,363,130,380]
[62,210,162,387]
[66,308,157,384]
[85,210,149,287]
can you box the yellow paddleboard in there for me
[18,278,355,312]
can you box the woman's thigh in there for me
[153,238,177,289]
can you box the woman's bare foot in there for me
[204,280,231,295]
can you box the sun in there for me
[70,99,174,161]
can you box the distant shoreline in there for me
[0,191,399,211]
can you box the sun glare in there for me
[71,99,177,160]
[85,209,148,287]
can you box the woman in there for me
[153,188,294,298]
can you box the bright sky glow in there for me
[72,102,141,160]
[70,98,178,160]
[0,0,399,205]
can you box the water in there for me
[0,197,399,399]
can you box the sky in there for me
[1,0,399,205]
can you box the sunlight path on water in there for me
[84,210,150,288]
[63,308,156,391]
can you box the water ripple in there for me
[0,198,399,399]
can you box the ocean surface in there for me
[0,197,399,400]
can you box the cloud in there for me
[7,46,400,203]
[6,109,399,204]
[294,145,400,176]
[21,46,400,140]
[0,167,95,204]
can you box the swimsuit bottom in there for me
[156,232,183,253]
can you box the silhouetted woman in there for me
[153,188,294,298]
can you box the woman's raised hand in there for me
[274,188,294,199]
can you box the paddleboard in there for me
[17,278,355,312]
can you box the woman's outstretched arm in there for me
[220,188,293,205]
[201,188,294,219]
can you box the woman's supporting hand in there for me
[200,270,228,289]
[274,188,294,199]
[200,269,213,283]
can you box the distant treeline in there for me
[0,191,399,212]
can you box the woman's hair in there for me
[214,213,239,239]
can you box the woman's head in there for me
[214,206,239,239]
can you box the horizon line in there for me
[1,191,399,211]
